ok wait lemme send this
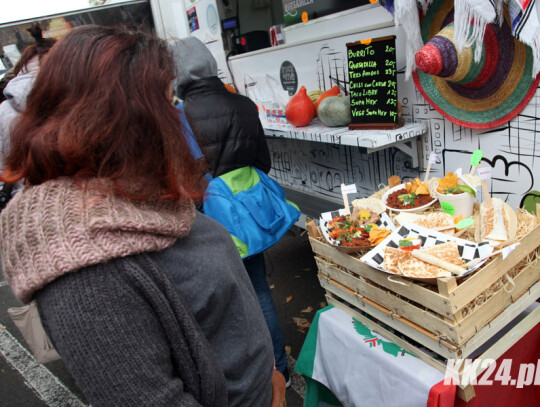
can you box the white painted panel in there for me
[226,7,540,210]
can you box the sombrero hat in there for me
[413,0,540,129]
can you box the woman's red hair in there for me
[2,25,206,201]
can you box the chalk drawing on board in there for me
[316,45,348,93]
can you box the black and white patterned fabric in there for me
[361,223,493,278]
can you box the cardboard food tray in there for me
[319,208,396,254]
[360,223,493,284]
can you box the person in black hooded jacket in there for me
[172,37,291,386]
[172,38,270,178]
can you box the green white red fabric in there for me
[295,306,456,406]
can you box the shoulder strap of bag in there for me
[175,102,213,182]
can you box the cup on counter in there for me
[435,190,475,218]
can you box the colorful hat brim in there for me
[413,0,540,129]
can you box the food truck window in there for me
[282,0,372,26]
[0,1,154,70]
[221,0,372,54]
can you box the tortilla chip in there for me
[437,172,458,193]
[415,184,429,195]
[369,228,391,245]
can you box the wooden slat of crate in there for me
[458,280,540,358]
[309,237,453,318]
[319,275,461,359]
[463,304,540,380]
[315,257,458,341]
[309,221,540,325]
[327,292,540,402]
[447,225,540,314]
[451,254,540,345]
[317,254,539,348]
[322,273,540,360]
[324,294,450,375]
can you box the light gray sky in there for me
[0,1,130,25]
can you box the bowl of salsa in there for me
[382,183,437,213]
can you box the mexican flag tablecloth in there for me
[295,306,456,407]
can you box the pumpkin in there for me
[315,85,340,114]
[317,95,351,127]
[224,83,237,93]
[285,86,315,127]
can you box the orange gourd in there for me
[224,83,237,93]
[285,86,315,127]
[315,86,341,114]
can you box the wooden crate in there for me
[306,219,540,361]
[324,290,540,401]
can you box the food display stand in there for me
[302,196,540,403]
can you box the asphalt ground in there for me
[0,226,326,406]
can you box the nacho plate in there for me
[320,208,396,254]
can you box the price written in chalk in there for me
[477,166,492,180]
[346,35,398,126]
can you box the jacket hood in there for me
[2,57,40,113]
[0,177,195,303]
[170,37,217,96]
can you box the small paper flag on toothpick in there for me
[341,183,357,215]
[501,243,518,260]
[470,149,483,175]
[477,166,491,180]
[455,217,474,229]
[476,164,492,208]
[423,151,436,183]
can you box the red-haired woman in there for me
[0,25,284,406]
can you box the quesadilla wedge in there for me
[383,247,410,274]
[398,256,452,278]
[411,251,465,275]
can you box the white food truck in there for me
[2,0,540,219]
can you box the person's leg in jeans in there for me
[243,252,289,379]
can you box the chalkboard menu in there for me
[346,35,400,130]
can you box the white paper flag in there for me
[341,183,357,194]
[477,166,491,180]
[502,243,518,260]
